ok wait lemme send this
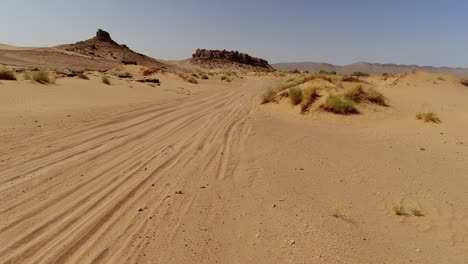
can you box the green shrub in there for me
[416,112,441,123]
[289,87,303,105]
[0,68,16,80]
[32,71,52,84]
[200,73,209,80]
[301,86,319,113]
[323,95,358,114]
[319,69,337,75]
[101,76,111,85]
[351,71,370,77]
[261,89,277,104]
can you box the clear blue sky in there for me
[2,0,468,67]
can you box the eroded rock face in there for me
[191,49,274,72]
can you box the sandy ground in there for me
[0,71,468,263]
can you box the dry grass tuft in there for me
[393,204,407,216]
[261,89,277,104]
[322,95,358,115]
[410,208,424,217]
[300,86,319,113]
[416,112,441,123]
[344,85,387,106]
[32,71,53,84]
[289,87,303,105]
[101,76,111,85]
[0,68,16,80]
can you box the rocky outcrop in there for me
[57,29,172,71]
[191,49,274,72]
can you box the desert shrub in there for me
[319,69,337,75]
[176,72,198,84]
[351,71,370,77]
[344,85,387,106]
[366,88,387,106]
[101,76,111,85]
[289,69,300,74]
[261,89,277,104]
[32,70,52,84]
[286,78,296,83]
[461,80,468,87]
[410,208,424,217]
[344,85,366,102]
[416,112,441,123]
[393,204,406,216]
[77,72,89,80]
[436,76,445,81]
[323,95,358,114]
[0,68,16,80]
[221,75,231,82]
[301,86,319,113]
[23,72,31,80]
[289,87,303,105]
[200,73,209,80]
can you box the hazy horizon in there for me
[2,0,468,67]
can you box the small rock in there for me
[289,240,295,246]
[138,208,144,212]
[419,148,426,151]
[175,191,184,195]
[272,204,277,208]
[416,248,422,253]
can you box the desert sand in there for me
[1,40,468,264]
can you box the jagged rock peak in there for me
[95,29,114,43]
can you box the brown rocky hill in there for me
[273,61,468,77]
[57,29,172,71]
[0,29,174,72]
[190,49,274,72]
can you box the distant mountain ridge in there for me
[272,62,468,77]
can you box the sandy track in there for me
[0,78,268,263]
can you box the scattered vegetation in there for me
[177,72,198,84]
[32,70,53,84]
[200,73,209,80]
[261,89,277,104]
[410,208,424,217]
[301,86,319,113]
[101,76,111,85]
[289,87,303,105]
[322,95,358,114]
[221,75,232,82]
[416,112,441,123]
[286,78,296,83]
[288,69,300,74]
[393,204,407,216]
[351,71,370,77]
[77,72,89,80]
[24,72,31,80]
[0,68,16,80]
[436,76,445,81]
[319,69,337,75]
[344,85,387,106]
[342,76,362,83]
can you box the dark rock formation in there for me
[191,49,274,72]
